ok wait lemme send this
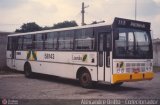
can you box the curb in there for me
[0,74,24,79]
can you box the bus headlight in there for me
[117,68,120,73]
[117,68,124,73]
[149,63,153,71]
[146,62,153,72]
[116,62,125,73]
[148,67,152,71]
[147,67,152,72]
[148,66,152,72]
[121,68,124,73]
[146,67,149,71]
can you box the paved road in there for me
[0,72,160,100]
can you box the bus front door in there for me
[98,33,111,82]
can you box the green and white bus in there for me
[7,17,154,88]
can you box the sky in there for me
[0,0,160,38]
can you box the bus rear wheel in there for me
[79,71,92,88]
[24,64,33,78]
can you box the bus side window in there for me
[44,32,58,50]
[75,28,94,50]
[34,34,43,50]
[64,30,74,50]
[106,33,112,51]
[17,36,24,50]
[44,32,53,50]
[23,35,32,50]
[53,32,58,50]
[58,31,74,50]
[58,31,65,50]
[12,37,18,51]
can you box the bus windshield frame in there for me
[113,28,153,59]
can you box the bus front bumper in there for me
[112,72,154,84]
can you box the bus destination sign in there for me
[113,17,150,30]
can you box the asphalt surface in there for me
[0,72,160,100]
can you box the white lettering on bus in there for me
[130,22,146,28]
[118,20,126,26]
[72,56,82,61]
[44,53,54,59]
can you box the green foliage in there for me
[15,21,78,33]
[32,51,37,60]
[91,20,105,25]
[27,51,31,60]
[52,21,78,29]
[82,54,87,62]
[91,21,98,24]
[15,22,42,33]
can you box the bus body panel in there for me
[7,51,98,81]
[6,51,12,68]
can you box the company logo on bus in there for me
[72,54,88,62]
[27,50,37,61]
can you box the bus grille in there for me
[125,63,146,73]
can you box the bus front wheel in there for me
[24,63,33,78]
[79,71,92,88]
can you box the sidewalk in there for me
[0,74,24,79]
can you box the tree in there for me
[15,22,42,33]
[91,21,98,24]
[52,21,78,29]
[42,26,52,30]
[91,20,105,25]
[15,21,78,32]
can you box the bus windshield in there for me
[114,28,152,59]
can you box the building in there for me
[0,32,11,68]
[153,38,160,66]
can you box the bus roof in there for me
[8,17,151,37]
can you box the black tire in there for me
[24,63,33,78]
[111,82,123,87]
[79,71,92,88]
